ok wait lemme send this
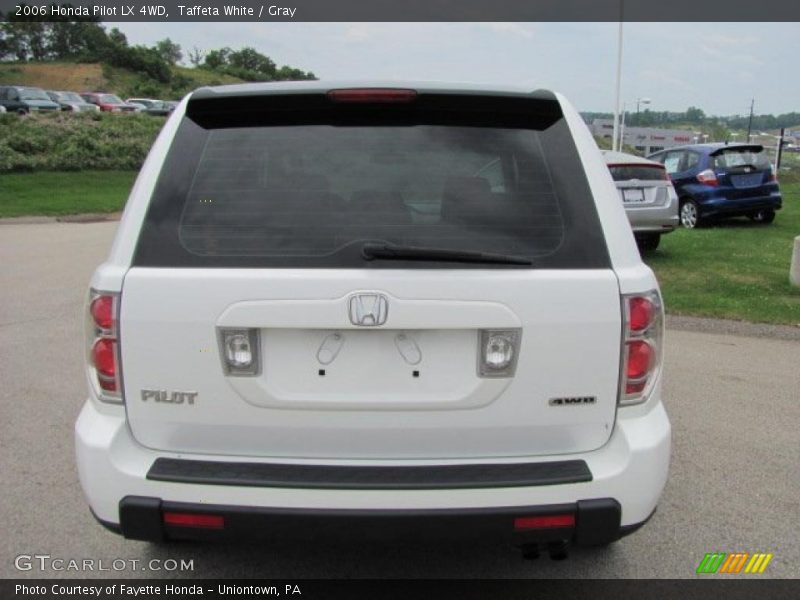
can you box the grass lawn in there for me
[646,182,800,325]
[0,170,798,325]
[0,170,136,217]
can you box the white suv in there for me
[76,82,670,558]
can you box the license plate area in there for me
[622,188,646,203]
[226,328,508,410]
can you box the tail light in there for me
[86,290,121,402]
[696,169,719,186]
[620,290,663,405]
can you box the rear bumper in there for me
[102,496,639,546]
[697,192,782,217]
[626,205,679,234]
[75,397,671,544]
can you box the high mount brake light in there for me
[620,291,663,406]
[327,88,418,103]
[87,290,121,401]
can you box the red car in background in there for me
[80,92,139,113]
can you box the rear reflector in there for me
[163,512,225,529]
[514,514,575,530]
[327,88,417,103]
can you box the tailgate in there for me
[121,268,622,459]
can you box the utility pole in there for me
[746,98,754,143]
[776,127,785,172]
[612,19,624,152]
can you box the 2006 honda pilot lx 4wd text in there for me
[76,82,671,557]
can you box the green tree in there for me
[107,27,128,48]
[187,46,204,67]
[228,47,276,77]
[154,38,182,65]
[203,47,231,70]
[685,106,706,124]
[275,65,316,81]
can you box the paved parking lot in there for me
[1,221,798,579]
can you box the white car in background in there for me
[602,150,679,251]
[76,82,671,559]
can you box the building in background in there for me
[590,119,696,155]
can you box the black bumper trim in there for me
[116,496,624,546]
[146,457,592,490]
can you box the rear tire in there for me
[636,233,661,253]
[679,199,701,229]
[749,209,775,224]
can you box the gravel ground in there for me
[666,315,800,342]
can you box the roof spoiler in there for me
[710,144,763,156]
[185,87,563,129]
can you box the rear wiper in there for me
[361,242,532,265]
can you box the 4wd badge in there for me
[549,396,597,406]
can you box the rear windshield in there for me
[134,93,610,269]
[608,164,666,182]
[712,148,770,170]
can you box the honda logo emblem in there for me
[348,293,389,326]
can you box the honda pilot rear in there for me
[75,82,671,558]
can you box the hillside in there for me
[0,61,245,100]
[0,110,162,172]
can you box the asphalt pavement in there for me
[1,221,798,579]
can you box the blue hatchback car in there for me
[647,143,782,228]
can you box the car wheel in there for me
[749,209,775,224]
[16,108,27,116]
[679,199,701,229]
[636,233,661,252]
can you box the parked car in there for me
[76,82,670,557]
[46,91,100,113]
[127,98,173,116]
[80,92,138,113]
[647,143,782,228]
[602,151,679,251]
[0,85,60,114]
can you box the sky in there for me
[108,21,800,116]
